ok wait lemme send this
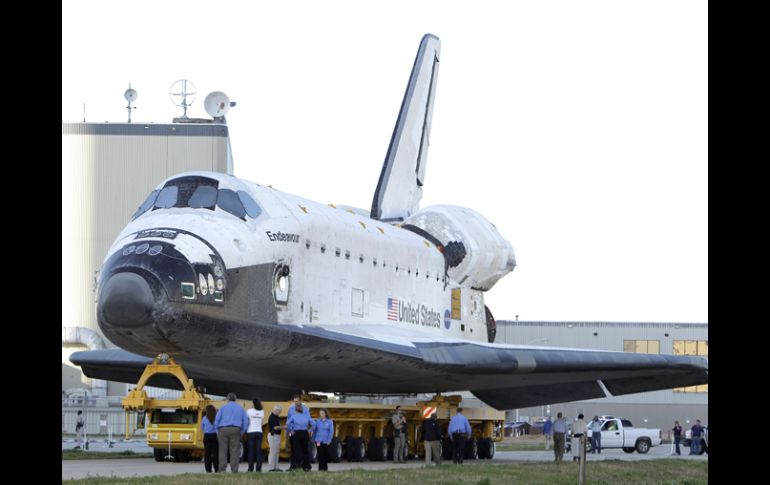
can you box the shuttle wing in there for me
[72,324,707,410]
[371,34,441,221]
[292,324,708,409]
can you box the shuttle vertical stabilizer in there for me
[371,34,440,221]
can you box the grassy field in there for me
[62,450,153,460]
[64,460,707,484]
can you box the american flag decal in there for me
[387,297,399,321]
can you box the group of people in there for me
[671,419,704,456]
[415,406,473,466]
[200,393,478,473]
[542,413,602,462]
[200,393,335,473]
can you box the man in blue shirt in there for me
[543,416,553,451]
[448,408,472,464]
[286,400,314,471]
[287,395,310,470]
[214,393,249,473]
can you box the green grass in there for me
[62,450,153,460]
[64,460,707,484]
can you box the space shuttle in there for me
[71,34,707,410]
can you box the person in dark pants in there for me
[246,398,265,472]
[448,408,472,464]
[201,405,219,472]
[689,419,703,455]
[312,409,334,471]
[672,420,682,456]
[552,412,567,461]
[589,416,602,454]
[286,395,310,470]
[286,400,314,471]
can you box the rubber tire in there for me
[352,437,366,462]
[344,436,355,462]
[635,439,651,454]
[465,438,478,459]
[441,437,454,460]
[622,447,635,453]
[367,437,381,461]
[328,438,342,463]
[487,440,495,459]
[153,448,164,462]
[309,440,318,464]
[379,438,390,461]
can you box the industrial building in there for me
[62,115,231,437]
[497,320,708,436]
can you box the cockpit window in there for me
[164,176,219,208]
[132,189,159,219]
[155,186,178,209]
[238,191,262,218]
[189,186,218,209]
[132,175,263,221]
[217,189,246,219]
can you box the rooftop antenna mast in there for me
[169,79,197,119]
[124,84,138,123]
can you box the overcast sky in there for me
[62,0,707,323]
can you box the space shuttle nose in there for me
[99,272,155,328]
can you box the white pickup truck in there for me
[569,417,662,454]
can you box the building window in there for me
[623,340,660,354]
[673,340,708,393]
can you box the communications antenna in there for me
[169,79,197,118]
[124,84,138,123]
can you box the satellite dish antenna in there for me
[204,91,231,119]
[124,83,138,123]
[169,79,197,118]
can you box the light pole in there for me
[83,390,88,450]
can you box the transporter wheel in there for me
[465,438,478,459]
[328,438,342,463]
[441,437,454,460]
[153,448,164,462]
[477,438,492,459]
[352,437,366,462]
[309,440,318,463]
[386,437,395,460]
[367,437,381,461]
[378,437,390,461]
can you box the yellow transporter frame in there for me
[123,355,504,462]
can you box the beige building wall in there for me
[62,123,230,392]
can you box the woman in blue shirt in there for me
[312,409,334,471]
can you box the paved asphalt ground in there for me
[62,440,707,480]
